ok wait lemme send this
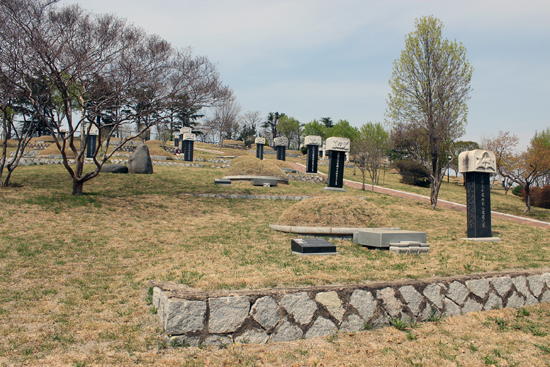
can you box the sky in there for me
[58,0,550,151]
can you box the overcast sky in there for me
[59,0,550,150]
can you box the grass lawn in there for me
[0,145,549,366]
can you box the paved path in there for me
[288,162,550,229]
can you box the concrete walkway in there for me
[288,162,550,229]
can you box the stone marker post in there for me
[274,137,288,161]
[183,133,196,162]
[459,150,497,239]
[83,123,99,158]
[325,137,350,190]
[255,137,266,160]
[321,142,326,159]
[305,135,322,173]
[174,138,179,149]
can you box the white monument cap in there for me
[325,137,350,152]
[459,150,497,173]
[180,127,192,135]
[273,136,288,146]
[304,135,322,146]
[255,137,266,145]
[183,133,196,141]
[83,123,99,136]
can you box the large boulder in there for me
[128,144,153,174]
[101,164,128,174]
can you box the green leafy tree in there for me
[321,116,333,129]
[261,112,285,143]
[351,122,389,191]
[302,119,327,139]
[386,15,473,209]
[327,119,358,141]
[278,115,301,149]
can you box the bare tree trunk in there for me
[72,178,84,196]
[524,184,531,214]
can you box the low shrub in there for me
[512,185,524,196]
[392,159,430,188]
[528,186,550,209]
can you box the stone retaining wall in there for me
[151,269,550,346]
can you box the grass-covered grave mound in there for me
[224,156,287,179]
[277,195,389,228]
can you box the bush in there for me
[512,185,524,196]
[300,146,307,155]
[529,186,550,209]
[392,160,430,188]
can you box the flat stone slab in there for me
[460,237,501,242]
[354,229,427,248]
[252,178,278,187]
[101,164,128,174]
[291,238,337,255]
[281,168,299,173]
[223,175,289,185]
[150,155,168,161]
[214,179,232,185]
[324,187,347,192]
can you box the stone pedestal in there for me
[183,133,196,162]
[305,135,322,173]
[274,137,288,161]
[325,137,350,190]
[459,150,498,239]
[255,137,266,160]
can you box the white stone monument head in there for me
[304,135,322,146]
[325,137,350,152]
[180,127,192,135]
[273,136,288,147]
[183,133,196,141]
[82,123,99,136]
[458,150,497,173]
[255,137,266,145]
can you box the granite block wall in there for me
[151,269,550,346]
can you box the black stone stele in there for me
[327,150,345,188]
[276,145,286,161]
[174,138,179,148]
[183,140,194,162]
[306,145,319,173]
[465,172,492,237]
[86,135,97,158]
[256,144,264,160]
[291,238,336,255]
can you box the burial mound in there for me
[225,156,287,179]
[277,196,388,228]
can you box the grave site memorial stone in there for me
[304,135,322,173]
[325,137,350,191]
[174,138,179,148]
[274,136,288,161]
[459,150,500,240]
[255,137,266,160]
[183,133,196,162]
[291,238,337,255]
[82,123,99,159]
[128,144,153,174]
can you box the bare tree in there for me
[485,131,519,193]
[2,0,231,194]
[203,98,242,142]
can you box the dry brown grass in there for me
[36,139,81,157]
[271,159,295,169]
[277,196,389,227]
[1,163,549,365]
[225,156,287,178]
